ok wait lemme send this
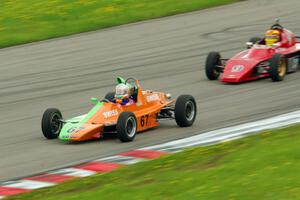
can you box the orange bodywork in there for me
[65,84,175,142]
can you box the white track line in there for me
[2,180,55,190]
[95,155,146,165]
[49,168,96,178]
[141,110,300,152]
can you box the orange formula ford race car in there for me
[41,77,197,142]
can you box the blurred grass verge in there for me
[0,0,239,48]
[9,124,300,200]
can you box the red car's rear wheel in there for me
[269,54,287,81]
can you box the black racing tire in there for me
[205,51,221,80]
[104,91,115,101]
[102,125,117,139]
[116,112,137,142]
[41,108,63,139]
[298,55,300,70]
[269,53,287,82]
[175,95,197,127]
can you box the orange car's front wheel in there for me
[117,111,137,142]
[41,108,63,139]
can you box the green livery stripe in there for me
[59,102,103,140]
[79,102,103,126]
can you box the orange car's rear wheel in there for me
[117,112,137,142]
[175,95,197,127]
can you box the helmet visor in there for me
[265,35,279,40]
[116,88,127,96]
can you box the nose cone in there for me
[221,73,244,83]
[221,64,247,82]
[59,123,103,141]
[221,59,258,83]
[59,123,80,141]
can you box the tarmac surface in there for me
[1,0,300,181]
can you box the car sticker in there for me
[103,109,118,119]
[67,126,85,133]
[146,94,160,102]
[231,65,244,72]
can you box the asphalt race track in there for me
[1,0,300,182]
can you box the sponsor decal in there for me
[146,94,160,102]
[62,134,77,139]
[103,109,118,119]
[254,45,270,49]
[67,126,85,134]
[231,65,244,72]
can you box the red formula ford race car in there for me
[205,21,300,83]
[41,77,197,142]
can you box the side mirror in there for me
[90,97,99,104]
[246,42,253,49]
[165,93,172,99]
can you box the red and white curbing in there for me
[1,110,300,199]
[0,150,167,199]
[49,168,97,178]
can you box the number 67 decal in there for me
[140,115,149,127]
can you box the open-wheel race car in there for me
[205,21,300,83]
[41,77,197,142]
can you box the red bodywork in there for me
[221,29,300,83]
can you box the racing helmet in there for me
[115,83,130,103]
[265,29,281,46]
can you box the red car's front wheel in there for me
[205,51,221,80]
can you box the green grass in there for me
[0,0,239,48]
[9,124,300,200]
